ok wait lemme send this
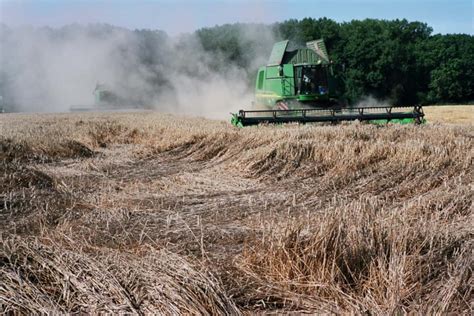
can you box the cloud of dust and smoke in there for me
[354,95,392,108]
[0,23,275,118]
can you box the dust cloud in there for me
[354,95,392,108]
[0,23,274,118]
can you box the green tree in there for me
[416,34,474,103]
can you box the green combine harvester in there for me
[70,83,142,112]
[231,39,424,127]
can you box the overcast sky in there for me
[1,0,472,35]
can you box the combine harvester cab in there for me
[231,39,424,127]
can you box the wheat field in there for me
[1,109,473,314]
[424,105,473,124]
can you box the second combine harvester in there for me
[231,39,424,127]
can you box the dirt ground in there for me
[1,109,473,314]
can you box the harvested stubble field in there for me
[1,110,473,314]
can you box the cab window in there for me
[257,70,265,90]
